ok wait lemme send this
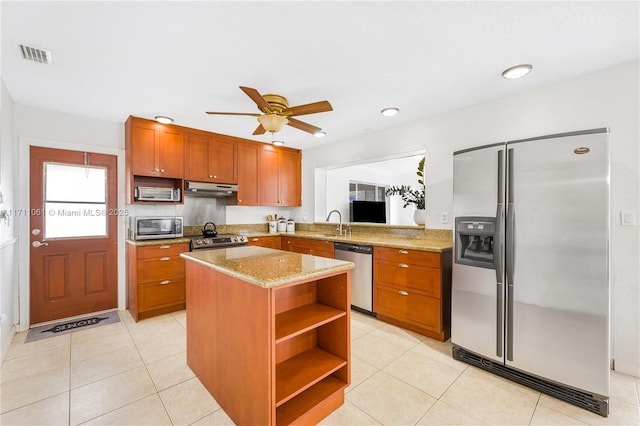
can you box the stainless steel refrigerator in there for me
[451,128,610,417]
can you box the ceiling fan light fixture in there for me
[155,115,173,124]
[381,107,399,117]
[502,64,533,79]
[257,114,288,132]
[272,140,285,146]
[313,131,326,138]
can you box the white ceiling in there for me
[2,1,638,150]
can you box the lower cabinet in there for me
[126,242,189,321]
[247,235,282,249]
[281,236,335,258]
[373,246,452,341]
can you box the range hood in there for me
[184,181,238,198]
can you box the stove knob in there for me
[239,236,247,243]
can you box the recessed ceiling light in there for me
[313,131,326,138]
[381,107,399,117]
[155,115,173,124]
[501,64,533,79]
[272,140,285,146]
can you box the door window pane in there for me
[44,163,107,238]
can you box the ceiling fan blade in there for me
[206,111,261,116]
[287,117,322,134]
[252,124,266,135]
[239,86,273,113]
[282,100,333,117]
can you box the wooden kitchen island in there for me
[181,246,353,426]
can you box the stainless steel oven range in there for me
[190,234,249,251]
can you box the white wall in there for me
[0,79,18,361]
[12,105,125,331]
[304,60,640,377]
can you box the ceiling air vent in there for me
[19,44,51,65]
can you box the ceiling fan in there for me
[206,86,333,136]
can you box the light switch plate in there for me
[620,210,637,226]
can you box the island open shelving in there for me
[182,247,352,426]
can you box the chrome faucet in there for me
[326,210,343,235]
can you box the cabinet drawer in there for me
[139,279,185,311]
[247,236,281,250]
[374,285,441,331]
[283,237,334,255]
[309,249,335,259]
[374,260,441,297]
[374,246,440,268]
[137,243,189,260]
[137,257,185,283]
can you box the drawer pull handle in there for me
[160,256,171,261]
[399,263,409,268]
[398,290,409,296]
[160,280,171,285]
[399,249,409,254]
[160,245,171,249]
[252,238,259,242]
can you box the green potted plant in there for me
[385,157,426,225]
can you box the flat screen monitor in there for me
[350,201,386,223]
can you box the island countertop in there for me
[181,245,354,288]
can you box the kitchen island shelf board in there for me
[183,247,352,426]
[275,346,347,407]
[276,376,346,426]
[275,303,346,342]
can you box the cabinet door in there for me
[259,146,280,206]
[184,132,211,181]
[130,120,158,176]
[208,139,237,183]
[278,149,301,206]
[237,142,260,205]
[157,127,184,178]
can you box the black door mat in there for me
[25,310,121,343]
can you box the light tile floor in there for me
[1,310,639,425]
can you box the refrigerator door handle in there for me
[506,147,515,361]
[495,206,505,358]
[506,206,515,361]
[506,280,514,361]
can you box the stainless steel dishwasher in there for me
[334,242,374,316]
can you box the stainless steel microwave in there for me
[129,216,183,240]
[134,186,181,202]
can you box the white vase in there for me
[413,208,426,226]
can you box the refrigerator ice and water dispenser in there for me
[455,217,496,269]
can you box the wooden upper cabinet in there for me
[279,148,302,206]
[237,142,260,206]
[128,117,184,178]
[258,145,301,207]
[184,131,237,184]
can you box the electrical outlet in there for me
[441,212,449,224]
[620,210,637,226]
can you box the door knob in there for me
[32,240,49,247]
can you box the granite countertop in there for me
[126,227,453,253]
[243,230,453,253]
[181,246,354,288]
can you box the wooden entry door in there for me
[29,147,118,324]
